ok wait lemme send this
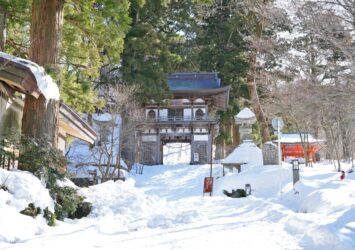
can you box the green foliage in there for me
[223,188,247,198]
[120,0,212,103]
[0,0,31,57]
[52,186,88,220]
[68,201,92,219]
[183,1,250,143]
[43,207,56,226]
[59,70,105,113]
[1,134,90,223]
[20,203,41,218]
[2,0,131,113]
[19,203,56,226]
[252,123,262,146]
[58,0,131,112]
[17,137,67,184]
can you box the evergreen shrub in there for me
[223,189,247,198]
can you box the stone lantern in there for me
[235,108,256,142]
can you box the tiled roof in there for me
[168,72,221,90]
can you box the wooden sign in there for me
[203,177,214,196]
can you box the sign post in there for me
[203,177,213,196]
[272,117,284,166]
[203,127,214,197]
[292,159,300,185]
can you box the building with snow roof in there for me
[139,72,230,165]
[0,52,96,168]
[273,133,324,163]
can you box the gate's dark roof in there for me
[167,72,230,111]
[168,72,221,90]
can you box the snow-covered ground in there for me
[1,158,354,249]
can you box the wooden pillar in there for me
[157,104,160,121]
[190,128,195,164]
[156,132,161,165]
[191,99,194,121]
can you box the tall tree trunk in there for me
[232,123,239,146]
[29,0,64,66]
[0,5,6,51]
[247,13,270,143]
[247,52,270,143]
[22,0,64,147]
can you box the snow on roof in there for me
[0,52,59,101]
[235,108,255,119]
[222,141,263,166]
[273,133,324,144]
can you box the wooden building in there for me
[0,52,96,162]
[139,72,230,165]
[273,133,323,163]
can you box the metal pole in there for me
[278,120,282,166]
[210,130,213,178]
[209,130,213,197]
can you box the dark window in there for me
[195,109,204,119]
[168,109,183,118]
[148,110,156,119]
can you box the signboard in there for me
[203,177,214,196]
[272,117,284,130]
[193,152,199,162]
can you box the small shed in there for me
[273,133,323,162]
[221,140,263,173]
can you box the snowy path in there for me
[1,163,354,250]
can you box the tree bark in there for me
[22,0,64,147]
[247,53,270,143]
[29,0,64,66]
[247,13,270,144]
[0,5,6,51]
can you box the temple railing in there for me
[148,116,218,124]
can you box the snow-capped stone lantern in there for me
[235,107,256,142]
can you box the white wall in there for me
[142,135,157,142]
[160,109,168,119]
[183,108,192,118]
[194,135,209,141]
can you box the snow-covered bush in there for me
[53,186,91,220]
[17,136,67,180]
[223,188,247,198]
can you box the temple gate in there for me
[138,72,230,165]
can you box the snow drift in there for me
[0,169,54,243]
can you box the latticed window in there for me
[148,110,156,119]
[168,109,183,118]
[195,109,204,119]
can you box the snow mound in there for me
[0,169,54,211]
[222,141,263,166]
[79,179,203,233]
[0,169,54,243]
[0,206,47,243]
[216,165,292,197]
